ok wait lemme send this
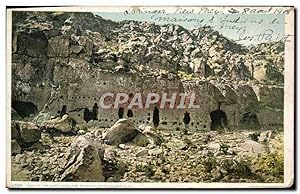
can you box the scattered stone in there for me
[43,115,76,133]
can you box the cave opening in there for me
[240,112,261,130]
[153,107,160,129]
[118,107,124,119]
[12,100,38,118]
[127,109,133,118]
[183,111,191,128]
[210,103,228,131]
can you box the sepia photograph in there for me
[6,6,295,189]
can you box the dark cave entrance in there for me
[153,107,160,128]
[183,111,191,128]
[12,100,38,118]
[210,104,228,130]
[240,112,261,130]
[118,107,124,119]
[127,109,133,118]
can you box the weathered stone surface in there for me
[47,35,70,57]
[103,119,136,145]
[58,136,105,182]
[16,121,41,143]
[43,115,76,133]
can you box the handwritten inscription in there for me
[122,6,293,45]
[124,6,292,16]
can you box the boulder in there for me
[11,140,22,155]
[58,136,105,182]
[16,121,41,144]
[103,119,136,145]
[240,140,265,154]
[47,35,70,57]
[43,115,76,133]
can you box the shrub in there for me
[202,157,217,173]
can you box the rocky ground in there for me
[11,118,284,183]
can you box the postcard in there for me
[6,6,295,189]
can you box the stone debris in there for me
[10,125,284,183]
[43,115,77,133]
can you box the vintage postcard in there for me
[6,6,294,188]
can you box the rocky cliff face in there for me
[11,11,284,127]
